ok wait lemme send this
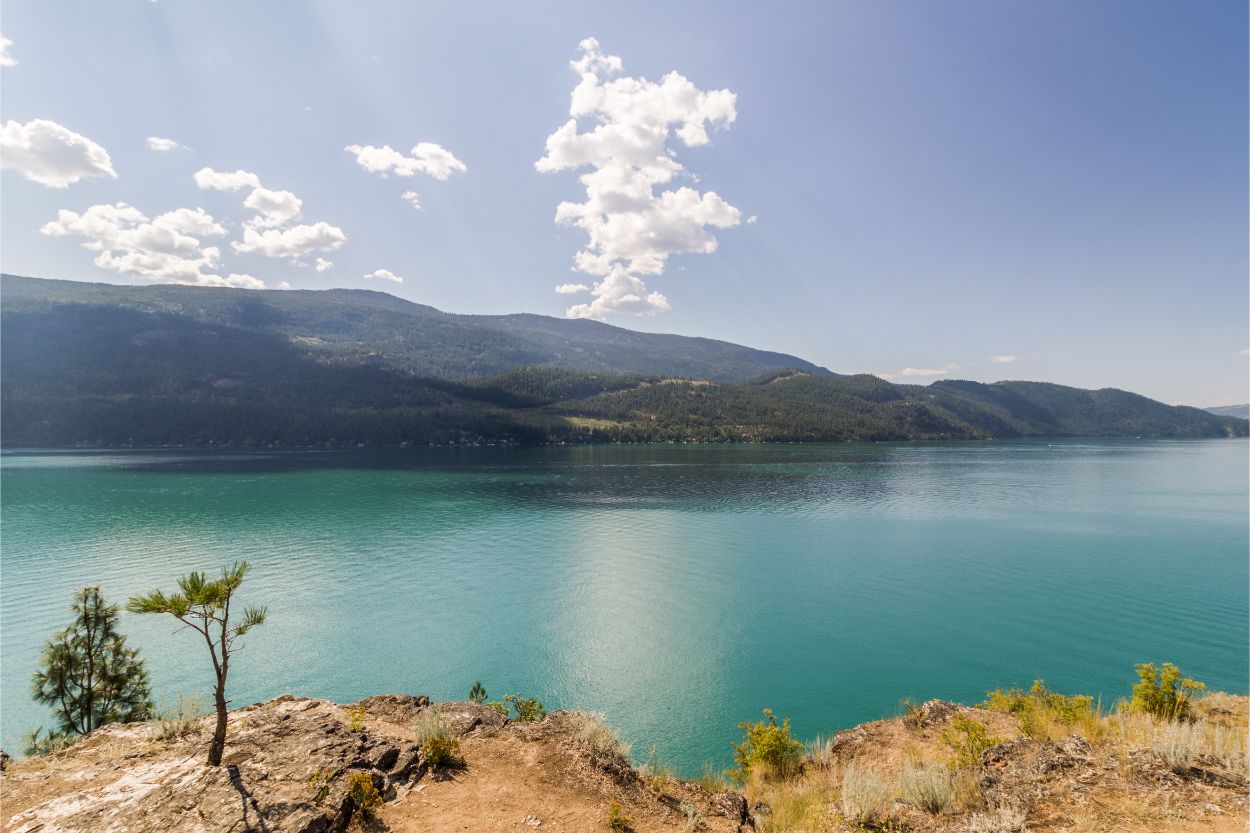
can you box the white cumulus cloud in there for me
[1,33,17,67]
[344,142,467,180]
[194,166,346,261]
[193,167,261,191]
[146,136,181,152]
[315,257,333,272]
[554,282,590,294]
[990,355,1017,364]
[1,119,117,188]
[232,222,346,259]
[41,202,263,288]
[536,37,741,319]
[365,268,403,284]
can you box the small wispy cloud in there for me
[990,355,1017,364]
[554,282,590,294]
[314,257,333,272]
[146,136,183,152]
[365,268,403,284]
[1,33,17,67]
[401,190,421,210]
[878,364,959,381]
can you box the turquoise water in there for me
[1,440,1246,770]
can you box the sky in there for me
[1,1,1246,406]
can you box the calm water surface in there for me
[2,440,1246,771]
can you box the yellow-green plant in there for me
[348,705,366,733]
[1131,662,1205,721]
[982,680,1096,739]
[503,692,547,722]
[307,768,332,803]
[423,734,461,769]
[607,800,632,832]
[941,715,1003,768]
[347,771,382,815]
[728,708,805,783]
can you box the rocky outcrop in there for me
[1,695,752,833]
[0,695,482,833]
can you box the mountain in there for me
[1205,404,1250,419]
[1,275,1245,447]
[0,275,833,381]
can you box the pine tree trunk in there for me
[208,676,227,766]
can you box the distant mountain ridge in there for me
[1,274,1245,447]
[0,275,833,381]
[1205,404,1250,419]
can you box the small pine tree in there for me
[127,561,266,766]
[28,586,153,752]
[468,681,487,704]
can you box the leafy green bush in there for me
[1132,662,1205,721]
[347,772,382,815]
[503,693,547,722]
[941,715,1003,768]
[728,708,805,783]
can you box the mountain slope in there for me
[1,275,1244,446]
[0,275,834,381]
[1206,404,1250,419]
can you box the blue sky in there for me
[1,1,1245,405]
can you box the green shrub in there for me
[607,800,632,832]
[503,692,547,722]
[487,700,510,718]
[941,715,1003,768]
[728,708,805,783]
[469,681,487,704]
[1132,662,1205,721]
[347,771,382,815]
[348,704,366,733]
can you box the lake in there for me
[1,439,1246,771]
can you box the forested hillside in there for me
[2,275,1244,447]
